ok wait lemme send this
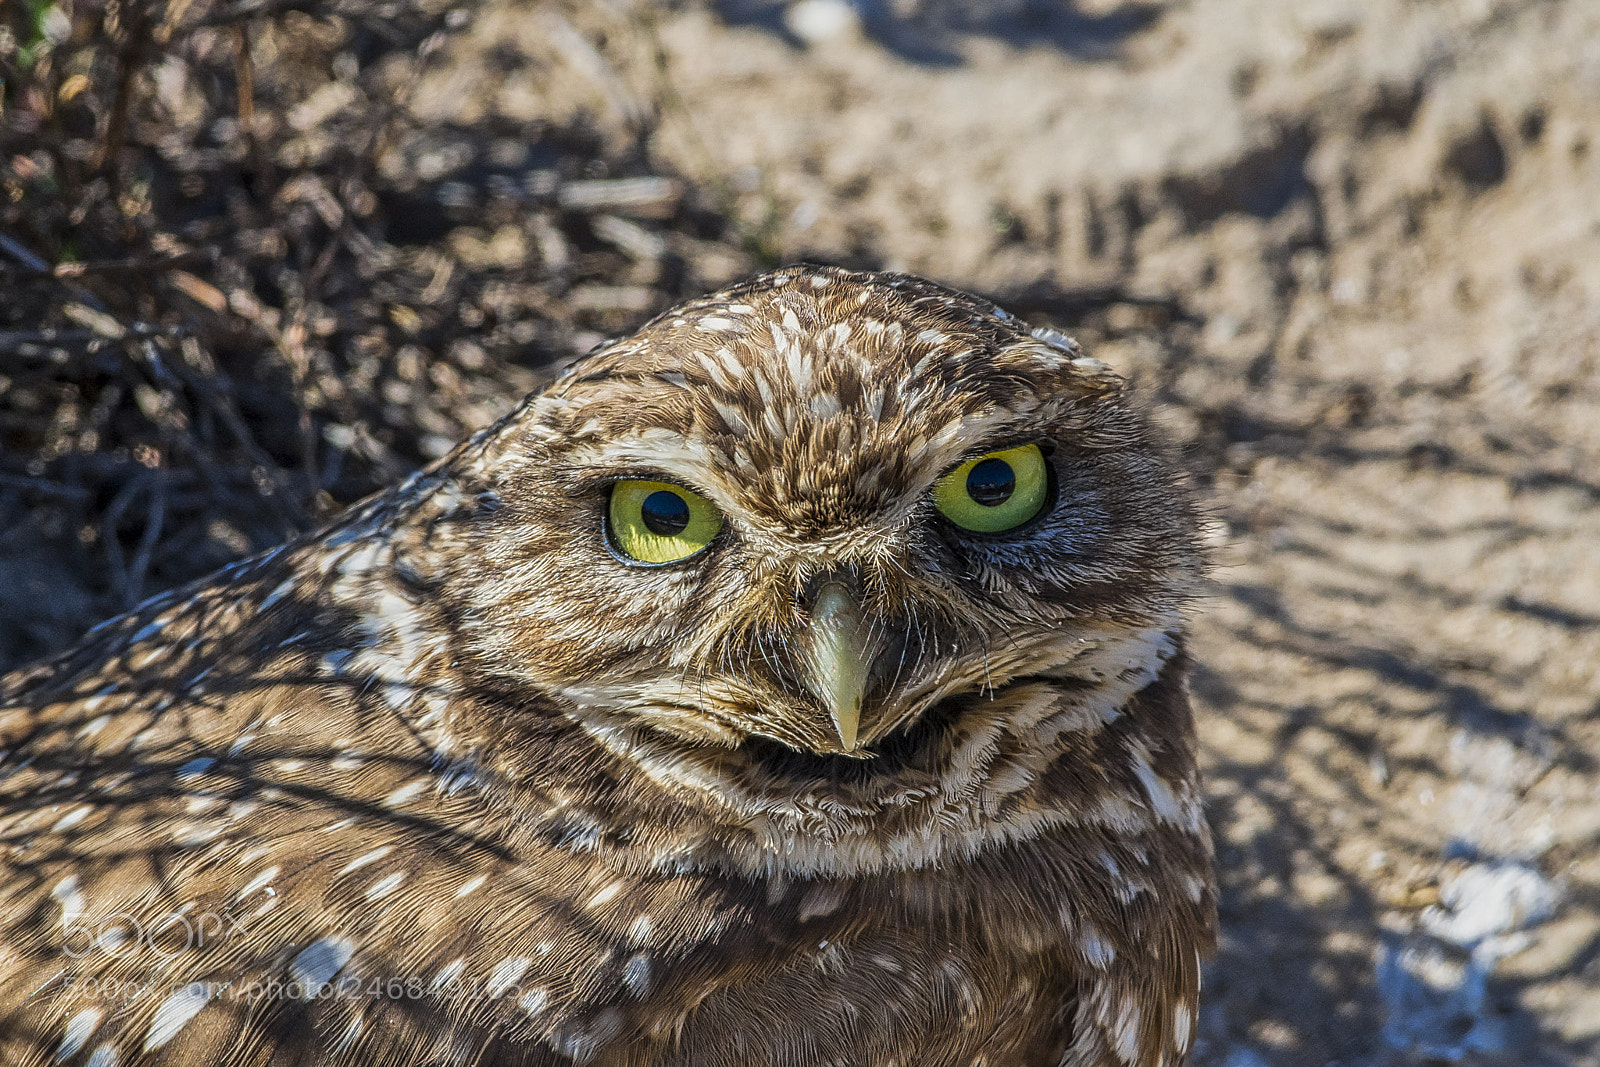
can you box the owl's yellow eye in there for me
[608,480,724,564]
[933,443,1050,533]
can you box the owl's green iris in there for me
[609,480,723,564]
[933,443,1049,533]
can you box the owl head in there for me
[427,266,1200,790]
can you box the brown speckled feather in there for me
[0,266,1215,1066]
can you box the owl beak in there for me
[802,581,877,753]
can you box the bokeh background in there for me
[2,1,1597,1063]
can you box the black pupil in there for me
[640,490,691,536]
[966,458,1016,507]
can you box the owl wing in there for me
[0,549,766,1067]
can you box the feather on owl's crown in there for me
[515,265,1129,539]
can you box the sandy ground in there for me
[417,2,1600,1062]
[4,1,1599,1063]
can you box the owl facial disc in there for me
[801,581,879,753]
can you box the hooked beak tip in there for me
[831,703,860,753]
[806,581,873,754]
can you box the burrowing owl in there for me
[0,266,1214,1066]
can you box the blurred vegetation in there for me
[0,0,759,670]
